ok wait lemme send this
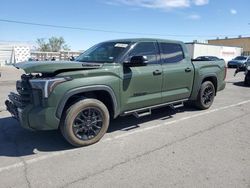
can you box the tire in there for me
[195,81,215,110]
[61,99,110,147]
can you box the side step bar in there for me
[169,102,184,110]
[123,99,188,118]
[133,109,152,118]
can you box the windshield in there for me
[75,42,131,63]
[234,56,247,60]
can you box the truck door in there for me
[159,42,194,103]
[121,41,163,112]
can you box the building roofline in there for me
[208,36,250,41]
[185,42,243,48]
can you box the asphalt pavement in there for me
[0,67,249,188]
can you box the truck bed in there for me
[190,60,227,100]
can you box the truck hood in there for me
[15,61,103,74]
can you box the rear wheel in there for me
[195,81,215,110]
[61,99,110,147]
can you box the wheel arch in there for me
[190,74,218,101]
[56,85,119,119]
[201,75,218,94]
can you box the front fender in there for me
[55,85,119,119]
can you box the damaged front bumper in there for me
[5,92,25,118]
[5,99,19,120]
[5,74,60,131]
[5,92,34,130]
[5,92,59,131]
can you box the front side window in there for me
[127,42,158,63]
[76,42,131,63]
[160,43,184,63]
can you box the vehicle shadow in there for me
[108,106,197,132]
[233,81,250,87]
[0,105,199,157]
[0,117,73,157]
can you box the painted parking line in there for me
[1,99,250,174]
[107,99,250,140]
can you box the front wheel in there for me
[195,81,215,110]
[61,99,110,147]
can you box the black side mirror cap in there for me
[124,56,148,67]
[131,56,148,64]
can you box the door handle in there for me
[153,70,162,76]
[185,68,192,72]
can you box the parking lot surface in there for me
[0,67,249,188]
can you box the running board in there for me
[169,102,184,110]
[122,99,188,118]
[133,109,152,118]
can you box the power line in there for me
[0,18,249,38]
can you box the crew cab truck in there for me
[5,39,226,147]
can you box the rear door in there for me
[121,41,163,112]
[159,42,194,103]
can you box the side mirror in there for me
[125,56,148,67]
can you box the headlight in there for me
[29,77,72,98]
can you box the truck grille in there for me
[8,92,29,108]
[9,74,33,108]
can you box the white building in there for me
[0,41,34,66]
[186,42,243,62]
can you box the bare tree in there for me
[36,38,51,51]
[36,37,70,52]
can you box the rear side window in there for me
[159,43,184,63]
[128,42,158,63]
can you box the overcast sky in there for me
[0,0,249,50]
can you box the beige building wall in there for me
[208,37,250,56]
[30,51,82,61]
[186,43,242,61]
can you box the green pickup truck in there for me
[5,38,226,146]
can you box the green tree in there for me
[36,37,70,52]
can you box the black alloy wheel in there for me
[61,99,110,147]
[195,81,215,110]
[73,107,103,140]
[201,84,214,107]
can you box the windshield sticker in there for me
[115,43,128,48]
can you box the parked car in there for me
[194,56,222,61]
[234,57,250,85]
[5,38,226,147]
[228,56,250,68]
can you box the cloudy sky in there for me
[0,0,249,50]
